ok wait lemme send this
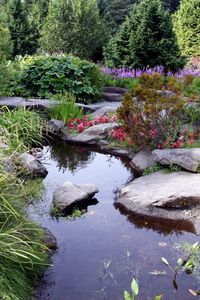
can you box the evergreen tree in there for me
[104,0,184,71]
[25,0,50,54]
[40,0,108,60]
[8,0,32,56]
[173,0,200,57]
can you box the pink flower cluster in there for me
[67,114,118,133]
[172,130,197,148]
[110,127,128,142]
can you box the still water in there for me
[29,141,200,300]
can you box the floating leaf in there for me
[161,257,169,265]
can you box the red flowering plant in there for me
[66,114,118,134]
[170,129,200,149]
[117,74,185,150]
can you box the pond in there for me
[29,141,200,300]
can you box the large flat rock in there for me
[0,97,52,110]
[117,171,200,233]
[153,148,200,172]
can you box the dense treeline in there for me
[0,0,199,65]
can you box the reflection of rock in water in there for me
[114,203,196,236]
[50,141,96,173]
[52,198,99,218]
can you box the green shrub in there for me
[13,55,103,104]
[49,93,83,123]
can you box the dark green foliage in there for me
[163,0,180,12]
[104,0,184,71]
[14,55,103,103]
[24,0,50,54]
[0,3,13,94]
[173,0,200,57]
[8,0,33,56]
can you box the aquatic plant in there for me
[49,93,83,123]
[124,277,163,300]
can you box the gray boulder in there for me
[53,181,99,211]
[48,119,65,134]
[130,150,155,172]
[117,170,200,232]
[65,122,119,145]
[153,148,200,172]
[19,153,48,177]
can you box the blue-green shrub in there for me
[14,55,103,104]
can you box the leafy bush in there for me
[117,74,185,149]
[13,55,103,104]
[49,93,83,123]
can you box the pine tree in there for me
[8,0,32,56]
[104,0,184,71]
[130,0,184,71]
[25,0,50,54]
[173,0,200,57]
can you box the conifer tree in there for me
[173,0,200,57]
[8,0,32,56]
[104,0,184,71]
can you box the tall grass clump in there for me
[0,106,44,151]
[0,108,49,299]
[0,165,48,300]
[49,93,83,123]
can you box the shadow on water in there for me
[31,142,200,300]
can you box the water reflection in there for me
[32,143,199,300]
[115,203,196,235]
[50,140,96,173]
